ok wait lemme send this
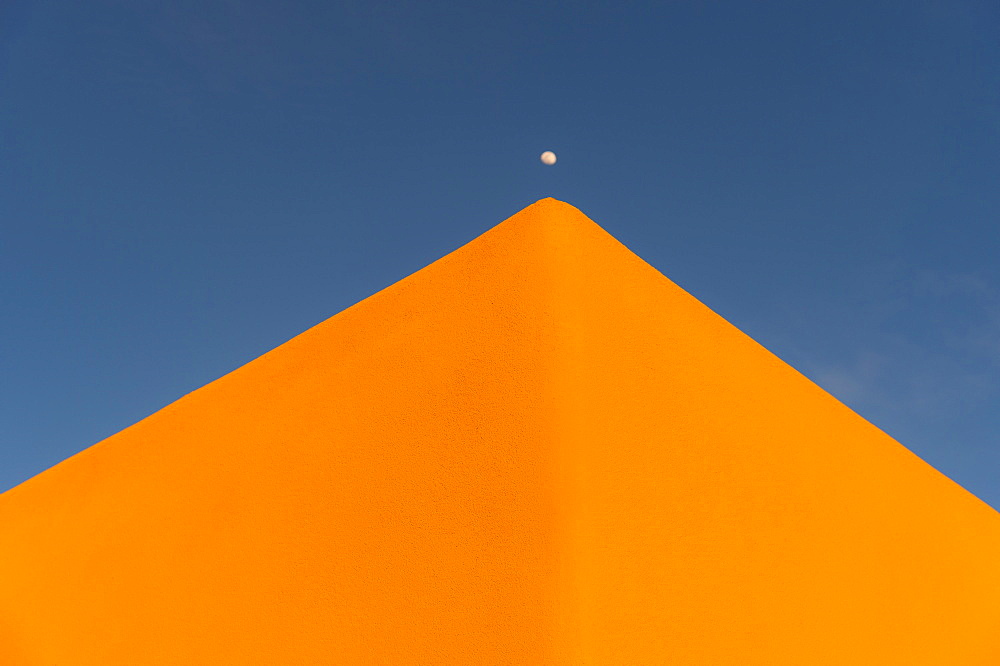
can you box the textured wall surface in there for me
[2,198,999,663]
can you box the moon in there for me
[540,151,557,165]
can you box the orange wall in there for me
[2,198,999,663]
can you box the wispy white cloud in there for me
[793,265,1000,421]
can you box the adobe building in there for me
[2,199,999,663]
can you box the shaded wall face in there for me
[0,206,573,665]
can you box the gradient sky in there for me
[2,1,999,508]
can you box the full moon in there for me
[540,151,557,165]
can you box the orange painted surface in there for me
[2,198,1000,664]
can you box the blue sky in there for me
[2,1,999,507]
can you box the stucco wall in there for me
[2,198,999,663]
